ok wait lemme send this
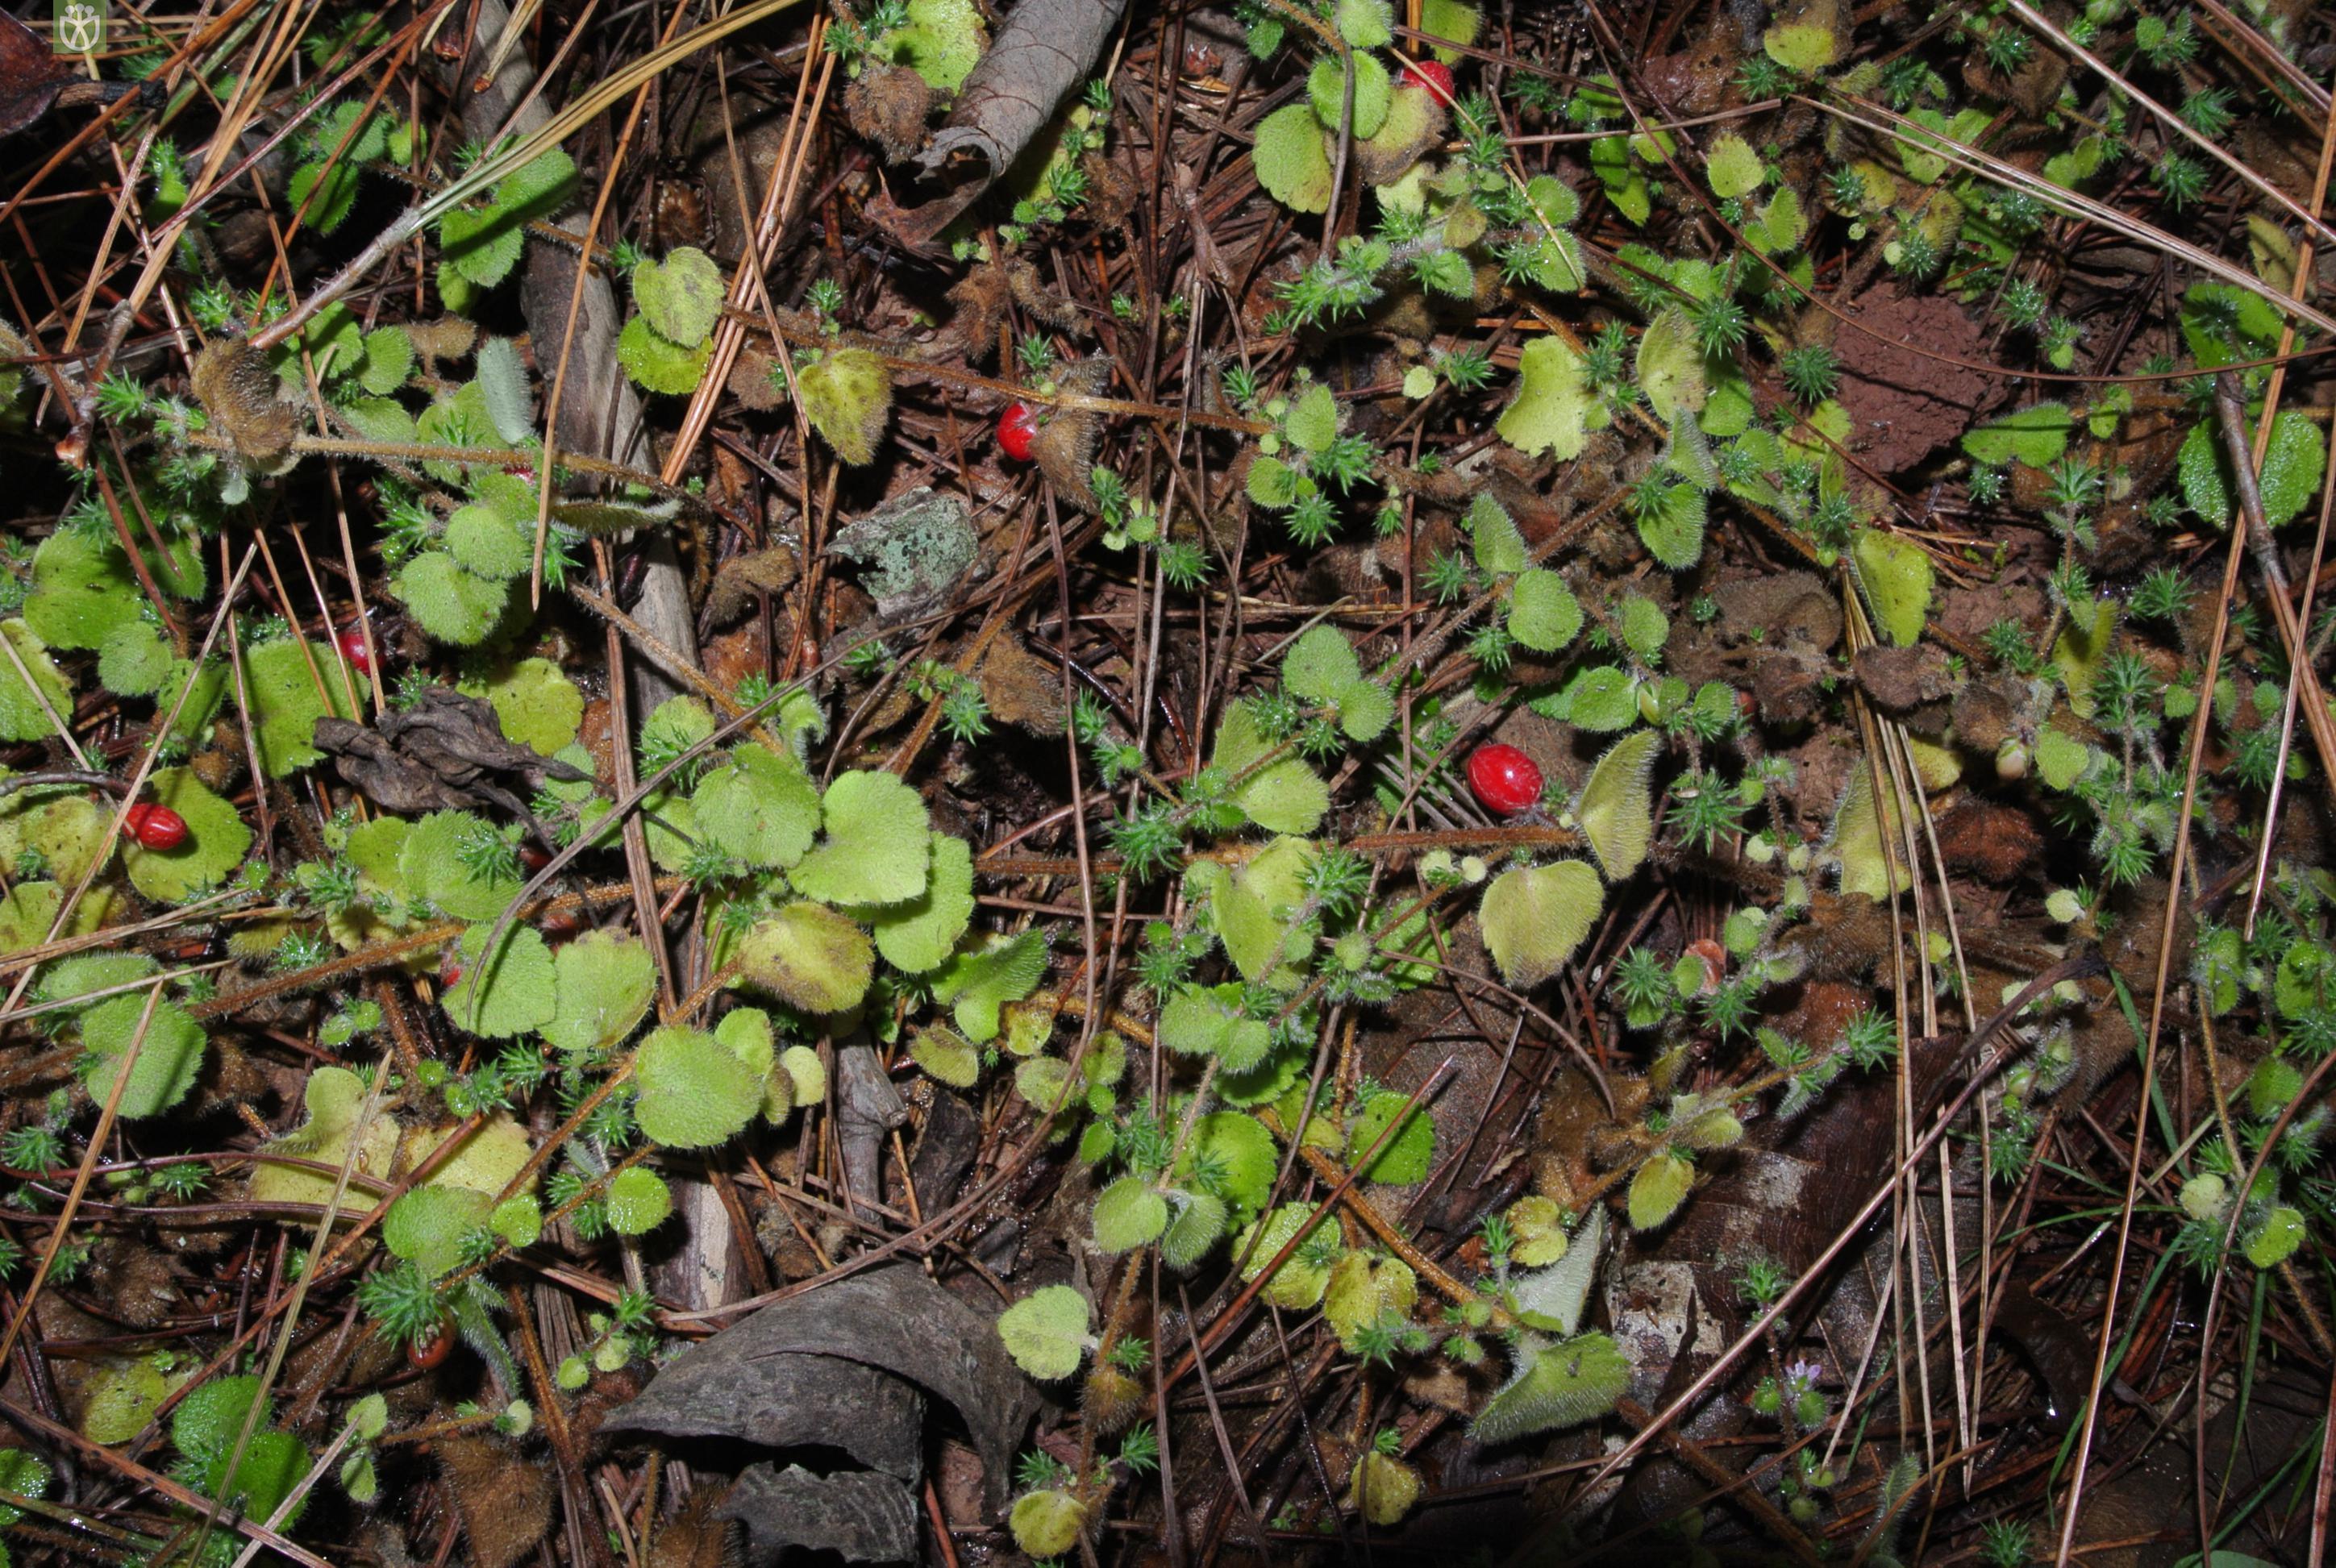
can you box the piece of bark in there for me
[314,688,585,823]
[836,1044,909,1211]
[869,0,1133,248]
[908,1088,982,1208]
[610,1263,1039,1515]
[606,1345,926,1480]
[717,1462,918,1566]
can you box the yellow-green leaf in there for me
[1480,860,1602,988]
[1573,729,1661,880]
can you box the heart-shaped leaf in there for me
[1574,729,1661,881]
[1480,860,1603,988]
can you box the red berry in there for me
[124,802,189,851]
[1467,744,1543,817]
[336,626,373,676]
[998,402,1039,461]
[1405,59,1455,102]
[519,844,552,874]
[410,1322,456,1370]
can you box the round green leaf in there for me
[1308,51,1392,139]
[1160,1190,1230,1270]
[393,551,508,645]
[1236,1202,1334,1309]
[1324,1251,1418,1350]
[793,347,891,463]
[1283,625,1363,704]
[98,618,171,697]
[870,833,976,973]
[1618,596,1668,660]
[23,528,139,651]
[1418,0,1479,61]
[1480,860,1603,988]
[384,1184,490,1277]
[207,1429,310,1526]
[443,505,530,581]
[402,810,523,921]
[443,923,556,1038]
[1334,0,1393,47]
[910,1024,981,1088]
[606,1167,672,1235]
[542,930,656,1055]
[81,990,206,1118]
[245,637,366,776]
[1705,134,1763,198]
[1555,667,1637,732]
[889,0,987,89]
[617,315,714,396]
[634,1025,762,1149]
[1347,1090,1434,1184]
[1627,1151,1694,1229]
[1180,1110,1280,1213]
[790,770,931,905]
[123,767,251,904]
[2246,1204,2305,1269]
[1763,21,1837,72]
[1010,1491,1087,1559]
[0,620,73,742]
[996,1284,1090,1380]
[1499,337,1597,460]
[492,1195,543,1249]
[734,900,876,1016]
[1158,984,1272,1072]
[1093,1175,1169,1253]
[1508,569,1582,653]
[439,203,523,289]
[81,1358,178,1445]
[1251,102,1334,214]
[693,743,821,869]
[173,1374,265,1464]
[456,656,581,756]
[780,1043,827,1104]
[632,246,726,346]
[1338,679,1393,742]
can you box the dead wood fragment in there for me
[314,687,585,824]
[869,0,1134,248]
[608,1262,1037,1515]
[718,1462,918,1565]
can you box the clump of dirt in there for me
[1853,643,1955,713]
[1832,289,1999,473]
[844,64,932,163]
[1935,796,2043,882]
[1713,570,1841,652]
